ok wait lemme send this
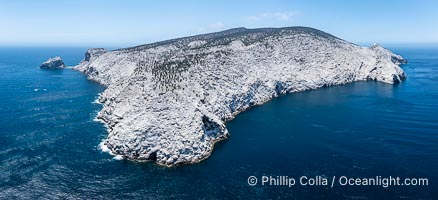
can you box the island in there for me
[72,27,406,166]
[40,56,65,69]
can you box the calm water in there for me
[0,47,437,199]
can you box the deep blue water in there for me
[0,47,437,199]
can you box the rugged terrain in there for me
[74,27,406,166]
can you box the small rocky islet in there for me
[39,56,66,69]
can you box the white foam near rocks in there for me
[98,140,111,153]
[98,140,123,160]
[73,27,406,166]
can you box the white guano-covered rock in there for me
[73,27,407,166]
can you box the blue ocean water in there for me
[0,47,437,199]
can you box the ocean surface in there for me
[0,46,437,199]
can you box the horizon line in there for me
[1,42,438,48]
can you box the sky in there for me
[0,0,437,47]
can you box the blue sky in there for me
[0,0,437,46]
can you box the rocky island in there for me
[73,27,406,166]
[40,56,65,69]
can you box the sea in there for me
[0,46,437,199]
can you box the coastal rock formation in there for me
[40,56,65,69]
[74,27,406,166]
[85,48,107,62]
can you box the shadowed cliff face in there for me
[74,26,406,166]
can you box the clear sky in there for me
[1,0,437,47]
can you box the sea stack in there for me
[40,56,65,69]
[73,27,407,166]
